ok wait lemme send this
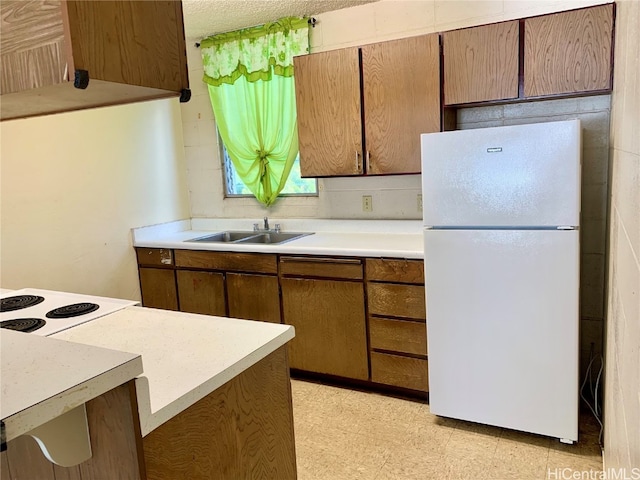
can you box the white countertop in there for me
[1,330,142,442]
[132,218,424,259]
[53,306,295,436]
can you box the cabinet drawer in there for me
[366,259,424,283]
[368,283,426,319]
[280,256,363,280]
[370,317,427,356]
[175,250,277,274]
[136,248,174,266]
[370,352,429,392]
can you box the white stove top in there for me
[0,288,138,336]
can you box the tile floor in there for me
[291,379,603,480]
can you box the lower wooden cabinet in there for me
[136,249,429,395]
[139,267,178,311]
[281,277,368,380]
[366,258,428,393]
[227,272,281,323]
[176,270,226,316]
[173,250,281,323]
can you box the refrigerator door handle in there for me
[557,226,577,230]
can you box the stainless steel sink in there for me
[186,231,257,243]
[185,231,312,245]
[236,232,312,245]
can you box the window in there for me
[220,137,317,197]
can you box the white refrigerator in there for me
[421,120,581,443]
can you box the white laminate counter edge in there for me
[134,328,294,436]
[1,330,143,442]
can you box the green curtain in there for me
[200,17,309,206]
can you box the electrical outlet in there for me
[362,195,373,212]
[417,194,423,213]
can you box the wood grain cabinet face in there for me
[171,250,280,323]
[361,34,441,174]
[280,256,368,380]
[176,270,226,316]
[294,34,440,177]
[227,273,281,323]
[366,258,428,392]
[524,4,613,97]
[294,47,363,177]
[139,267,178,311]
[443,21,519,105]
[2,381,145,480]
[0,0,69,94]
[1,0,189,120]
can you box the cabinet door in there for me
[281,277,368,380]
[294,47,363,177]
[361,34,440,175]
[139,267,177,310]
[176,270,226,316]
[66,1,189,92]
[443,21,519,105]
[227,273,281,323]
[524,4,613,97]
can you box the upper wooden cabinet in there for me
[1,0,190,121]
[524,4,613,97]
[294,47,363,177]
[361,34,440,175]
[294,34,441,177]
[443,21,519,105]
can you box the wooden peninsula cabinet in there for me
[1,0,190,121]
[1,381,145,480]
[294,33,440,177]
[280,256,369,380]
[442,21,520,105]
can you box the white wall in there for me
[182,0,609,219]
[604,0,640,470]
[0,99,190,299]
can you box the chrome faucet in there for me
[254,217,280,232]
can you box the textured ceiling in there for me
[182,0,378,41]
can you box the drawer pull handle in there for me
[280,256,361,265]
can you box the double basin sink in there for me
[186,230,313,245]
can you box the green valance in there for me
[200,16,309,87]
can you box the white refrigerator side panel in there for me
[425,229,579,441]
[421,120,581,227]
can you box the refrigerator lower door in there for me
[424,229,579,441]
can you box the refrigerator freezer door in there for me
[424,229,579,441]
[421,120,581,227]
